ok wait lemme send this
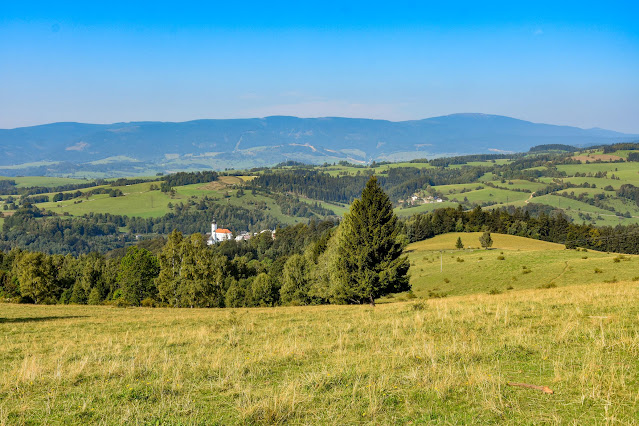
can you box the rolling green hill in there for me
[400,232,639,299]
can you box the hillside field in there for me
[402,232,639,298]
[1,280,638,424]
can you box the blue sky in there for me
[1,1,638,132]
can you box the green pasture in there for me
[404,232,639,298]
[556,176,622,190]
[426,183,484,195]
[395,201,458,217]
[447,187,530,205]
[491,179,547,192]
[557,162,639,179]
[0,175,92,190]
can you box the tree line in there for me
[405,204,639,253]
[1,177,409,307]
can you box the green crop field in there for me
[402,232,639,298]
[2,278,638,424]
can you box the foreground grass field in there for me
[1,281,638,424]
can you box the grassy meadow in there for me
[403,233,639,298]
[1,280,638,424]
[0,176,91,188]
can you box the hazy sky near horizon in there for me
[1,1,638,133]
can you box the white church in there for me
[206,220,233,245]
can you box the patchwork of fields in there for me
[3,148,639,228]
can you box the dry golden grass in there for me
[1,281,639,424]
[407,232,566,252]
[571,154,623,163]
[198,175,249,191]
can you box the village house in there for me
[206,220,276,244]
[206,220,233,245]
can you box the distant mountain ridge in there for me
[0,114,636,176]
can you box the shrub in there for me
[497,255,505,260]
[141,298,155,308]
[411,301,427,311]
[594,268,603,274]
[488,288,502,295]
[456,257,464,263]
[506,285,514,290]
[443,278,450,283]
[539,283,557,289]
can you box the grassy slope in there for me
[531,195,639,226]
[39,182,173,218]
[33,181,326,224]
[404,232,639,298]
[0,176,91,188]
[1,281,638,423]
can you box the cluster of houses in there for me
[206,219,275,245]
[405,194,444,205]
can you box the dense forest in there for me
[249,166,488,204]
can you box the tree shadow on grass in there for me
[0,316,88,324]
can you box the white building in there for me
[207,220,233,245]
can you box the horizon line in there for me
[2,113,636,135]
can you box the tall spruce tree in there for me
[332,176,410,305]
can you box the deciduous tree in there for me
[479,231,493,249]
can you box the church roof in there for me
[216,228,232,234]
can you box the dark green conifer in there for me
[332,176,410,305]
